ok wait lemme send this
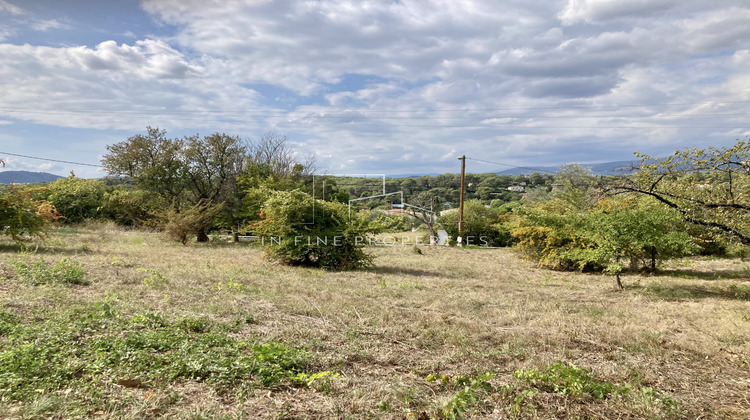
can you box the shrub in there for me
[439,200,513,247]
[162,200,223,244]
[45,177,108,224]
[250,189,380,270]
[0,187,62,241]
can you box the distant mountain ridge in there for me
[495,160,640,176]
[0,171,63,184]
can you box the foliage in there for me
[100,186,164,227]
[612,139,750,246]
[162,200,224,245]
[513,193,698,275]
[250,189,379,270]
[102,127,247,242]
[513,361,631,400]
[102,127,188,200]
[426,372,496,419]
[553,164,599,212]
[45,177,109,224]
[12,258,86,285]
[0,304,316,402]
[439,200,513,247]
[0,186,62,241]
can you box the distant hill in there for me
[0,171,63,184]
[496,160,639,176]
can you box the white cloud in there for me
[1,0,750,174]
[558,0,681,25]
[31,19,69,31]
[0,0,24,16]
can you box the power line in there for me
[0,151,103,168]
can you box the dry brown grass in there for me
[1,223,749,418]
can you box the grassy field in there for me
[1,222,749,419]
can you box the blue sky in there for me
[1,0,749,178]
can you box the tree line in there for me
[2,131,748,278]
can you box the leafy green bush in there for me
[100,186,165,227]
[45,177,108,224]
[0,186,62,241]
[251,189,381,270]
[12,258,86,285]
[439,200,513,247]
[512,196,698,274]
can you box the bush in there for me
[512,196,699,273]
[0,187,62,241]
[250,190,380,270]
[101,186,164,227]
[162,200,223,244]
[439,200,513,247]
[45,178,108,224]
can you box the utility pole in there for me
[458,155,466,243]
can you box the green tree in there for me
[102,127,186,201]
[611,140,750,246]
[512,196,698,286]
[102,127,249,242]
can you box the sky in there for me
[1,0,749,178]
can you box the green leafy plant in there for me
[250,189,381,270]
[0,186,62,242]
[513,361,631,399]
[426,372,496,419]
[0,304,321,402]
[12,258,86,285]
[137,268,169,288]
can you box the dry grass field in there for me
[1,222,749,419]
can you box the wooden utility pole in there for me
[458,155,466,242]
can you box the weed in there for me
[12,258,86,285]
[635,387,684,417]
[176,316,211,333]
[426,372,496,419]
[375,400,393,412]
[728,284,750,300]
[137,268,170,288]
[513,361,631,399]
[0,304,320,402]
[0,310,20,335]
[213,279,243,291]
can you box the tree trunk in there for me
[614,274,624,291]
[427,224,436,246]
[629,256,639,272]
[650,247,657,272]
[196,228,209,243]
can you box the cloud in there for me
[1,0,750,175]
[558,0,681,25]
[0,40,256,130]
[31,19,70,31]
[0,0,24,16]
